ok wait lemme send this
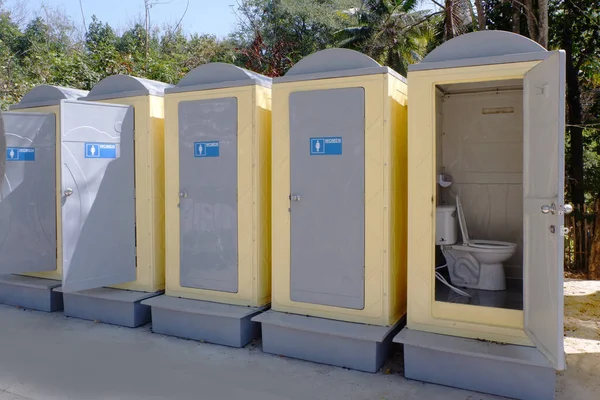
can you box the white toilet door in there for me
[522,51,566,370]
[60,100,136,293]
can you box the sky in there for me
[7,0,239,38]
[5,0,438,38]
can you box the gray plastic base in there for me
[142,295,267,348]
[252,310,403,373]
[55,287,161,328]
[0,275,63,312]
[394,328,557,400]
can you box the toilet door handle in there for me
[542,203,574,215]
[541,204,555,214]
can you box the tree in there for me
[475,0,486,29]
[549,0,600,276]
[336,0,438,75]
[0,13,26,108]
[549,1,600,206]
[522,0,550,48]
[439,0,474,40]
[232,0,356,76]
[85,15,126,81]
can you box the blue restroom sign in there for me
[310,137,342,156]
[85,143,117,159]
[194,141,219,158]
[6,147,35,161]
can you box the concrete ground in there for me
[0,280,598,400]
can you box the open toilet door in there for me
[0,112,57,273]
[60,100,136,293]
[523,51,567,370]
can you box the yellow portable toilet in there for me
[142,63,272,348]
[52,75,172,328]
[393,31,569,400]
[0,86,88,312]
[252,49,408,373]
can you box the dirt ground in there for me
[0,279,597,400]
[558,279,600,399]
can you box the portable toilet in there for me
[50,75,173,328]
[0,86,88,312]
[142,63,272,348]
[252,49,408,373]
[392,31,569,400]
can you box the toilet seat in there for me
[455,195,516,251]
[469,239,515,249]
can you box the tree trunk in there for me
[537,0,548,48]
[560,1,586,271]
[563,4,585,207]
[475,0,486,30]
[588,202,600,279]
[524,0,537,41]
[444,0,456,40]
[510,0,521,34]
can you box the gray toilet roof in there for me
[274,48,406,84]
[166,63,272,94]
[10,85,89,110]
[410,30,549,72]
[81,75,173,101]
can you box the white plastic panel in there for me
[60,100,136,293]
[0,112,56,273]
[522,52,566,370]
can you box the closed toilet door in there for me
[289,87,366,310]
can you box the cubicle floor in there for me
[435,275,524,311]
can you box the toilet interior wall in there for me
[435,79,524,283]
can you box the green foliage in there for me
[549,0,600,204]
[0,6,237,109]
[336,0,437,75]
[232,0,358,76]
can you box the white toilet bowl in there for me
[439,196,517,291]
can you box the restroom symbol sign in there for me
[84,143,117,159]
[6,147,35,161]
[86,144,98,157]
[194,141,219,158]
[310,137,342,156]
[311,139,325,154]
